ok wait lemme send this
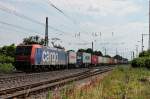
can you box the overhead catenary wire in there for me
[46,0,91,42]
[0,21,44,37]
[0,21,39,34]
[0,3,65,33]
[62,0,94,37]
[0,19,88,46]
[47,0,89,43]
[0,1,91,47]
[0,3,77,36]
[0,3,82,40]
[0,26,29,35]
[0,24,63,40]
[47,0,77,24]
[0,1,96,51]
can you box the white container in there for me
[82,52,91,64]
[98,56,103,64]
[68,51,76,64]
[114,59,117,64]
[103,57,109,64]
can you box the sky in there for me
[0,0,149,59]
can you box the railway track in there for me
[0,66,114,99]
[0,69,89,91]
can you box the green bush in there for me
[131,58,138,67]
[137,57,146,67]
[0,54,14,63]
[0,44,16,57]
[145,57,150,68]
[131,57,150,68]
[139,50,150,57]
[0,63,14,73]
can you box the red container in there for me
[91,55,98,65]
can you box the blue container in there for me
[77,52,83,65]
[34,47,67,66]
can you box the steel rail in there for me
[0,67,114,99]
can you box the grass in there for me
[47,65,150,99]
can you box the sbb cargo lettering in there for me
[42,51,58,63]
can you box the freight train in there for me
[15,44,128,72]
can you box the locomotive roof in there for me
[17,44,65,51]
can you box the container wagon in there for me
[77,52,91,67]
[98,56,103,65]
[67,51,77,68]
[91,55,98,66]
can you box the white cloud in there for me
[0,0,147,59]
[51,0,141,16]
[77,20,148,50]
[0,1,17,11]
[5,0,43,3]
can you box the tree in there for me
[86,48,93,54]
[113,55,123,60]
[77,49,86,52]
[23,35,45,45]
[0,44,16,57]
[139,50,150,57]
[77,48,103,56]
[93,51,103,56]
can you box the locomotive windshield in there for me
[16,46,32,55]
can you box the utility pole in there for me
[142,34,144,52]
[92,41,93,51]
[136,45,139,58]
[131,51,132,60]
[133,51,135,59]
[141,34,149,52]
[140,0,150,51]
[149,0,150,50]
[116,48,118,55]
[105,48,106,56]
[45,17,48,46]
[131,51,135,60]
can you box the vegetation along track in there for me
[0,66,114,99]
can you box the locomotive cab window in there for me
[16,46,32,55]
